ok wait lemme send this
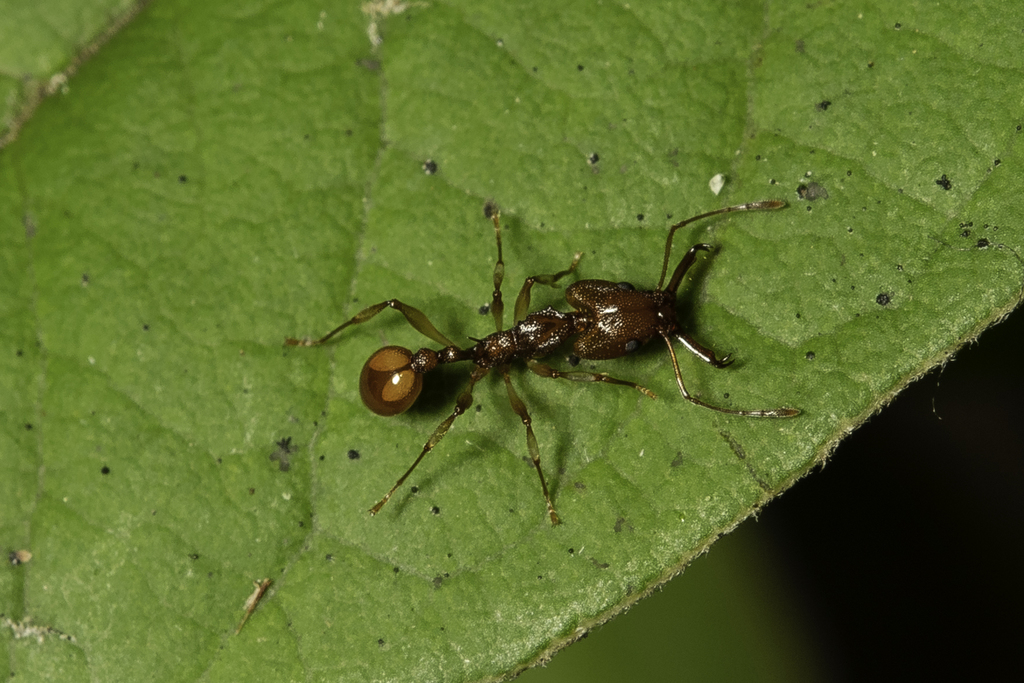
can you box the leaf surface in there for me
[1,1,1021,681]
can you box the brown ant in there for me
[286,199,799,525]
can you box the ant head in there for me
[360,346,423,416]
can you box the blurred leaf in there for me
[0,0,143,143]
[1,1,1021,682]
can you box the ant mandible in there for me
[286,199,799,525]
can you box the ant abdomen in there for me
[360,346,422,416]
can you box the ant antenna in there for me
[659,331,799,418]
[657,200,786,291]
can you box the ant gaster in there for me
[286,200,799,525]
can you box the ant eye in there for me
[359,346,423,416]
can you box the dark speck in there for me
[577,64,584,71]
[876,293,891,306]
[101,466,110,475]
[805,351,816,361]
[636,214,644,221]
[347,449,360,460]
[797,182,829,201]
[817,100,832,111]
[422,159,437,175]
[178,175,188,183]
[431,506,440,515]
[976,238,990,248]
[935,174,952,190]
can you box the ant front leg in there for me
[369,365,490,516]
[526,359,657,399]
[285,299,457,348]
[500,366,560,525]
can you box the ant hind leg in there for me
[286,299,457,348]
[500,366,561,525]
[487,206,507,333]
[369,366,490,516]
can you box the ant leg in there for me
[676,332,734,368]
[526,359,657,399]
[369,365,490,516]
[285,299,457,348]
[658,332,799,418]
[500,366,560,525]
[487,206,506,333]
[513,252,584,323]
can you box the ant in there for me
[286,199,799,525]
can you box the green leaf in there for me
[0,0,144,144]
[2,1,1021,681]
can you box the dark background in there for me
[523,297,1023,682]
[760,300,1024,680]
